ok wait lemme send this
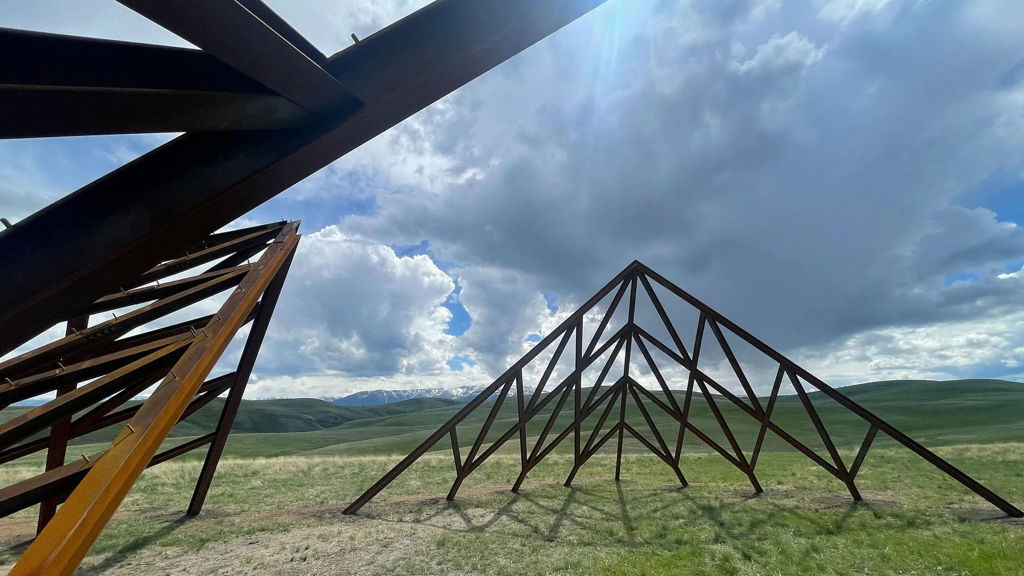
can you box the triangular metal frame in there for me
[0,221,300,572]
[345,261,1022,518]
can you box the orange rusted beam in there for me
[11,223,299,576]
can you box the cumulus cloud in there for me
[337,0,1024,385]
[260,226,456,380]
[4,0,1024,398]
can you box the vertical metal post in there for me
[674,313,705,464]
[572,318,583,476]
[615,275,637,481]
[186,245,296,516]
[37,315,89,533]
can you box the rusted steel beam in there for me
[11,224,299,576]
[627,383,673,460]
[0,341,191,445]
[632,334,683,417]
[789,371,859,501]
[565,382,623,486]
[37,316,89,532]
[134,225,283,287]
[749,366,785,471]
[87,265,249,315]
[0,450,104,519]
[675,314,706,463]
[614,277,638,482]
[638,274,691,362]
[507,381,623,484]
[849,425,879,480]
[706,318,763,417]
[0,267,246,381]
[0,333,193,405]
[188,243,297,516]
[512,382,574,493]
[583,278,629,359]
[526,328,573,413]
[627,379,746,473]
[1,85,310,138]
[626,382,688,487]
[583,335,626,411]
[466,373,621,477]
[185,221,287,255]
[573,318,583,474]
[448,380,512,500]
[692,375,762,493]
[515,371,527,474]
[76,373,237,439]
[0,29,309,137]
[235,0,327,64]
[0,371,227,466]
[0,28,274,93]
[622,423,675,470]
[450,428,463,476]
[0,433,216,519]
[150,433,216,466]
[117,0,358,114]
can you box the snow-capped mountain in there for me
[326,384,535,406]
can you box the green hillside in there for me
[0,396,464,448]
[206,378,1024,460]
[5,379,1021,464]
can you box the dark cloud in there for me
[342,0,1024,372]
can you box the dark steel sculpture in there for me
[0,221,299,567]
[345,261,1023,519]
[0,1,610,573]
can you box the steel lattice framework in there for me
[0,221,299,566]
[345,261,1023,519]
[0,1,609,573]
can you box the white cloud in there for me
[818,0,895,25]
[733,32,824,75]
[257,225,458,384]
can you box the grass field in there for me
[1,380,1022,574]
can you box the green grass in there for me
[0,379,1022,574]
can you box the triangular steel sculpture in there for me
[0,221,300,573]
[345,261,1022,517]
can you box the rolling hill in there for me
[4,379,1021,462]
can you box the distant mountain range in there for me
[327,384,535,406]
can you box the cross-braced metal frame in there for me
[0,2,608,573]
[345,261,1023,518]
[0,221,299,566]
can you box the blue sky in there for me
[2,0,1024,398]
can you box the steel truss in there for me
[0,221,299,573]
[345,261,1023,519]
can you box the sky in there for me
[2,0,1024,399]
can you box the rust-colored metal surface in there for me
[344,261,1024,519]
[0,222,300,575]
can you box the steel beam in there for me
[117,0,358,114]
[0,0,609,357]
[0,28,310,137]
[187,245,296,515]
[11,225,300,576]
